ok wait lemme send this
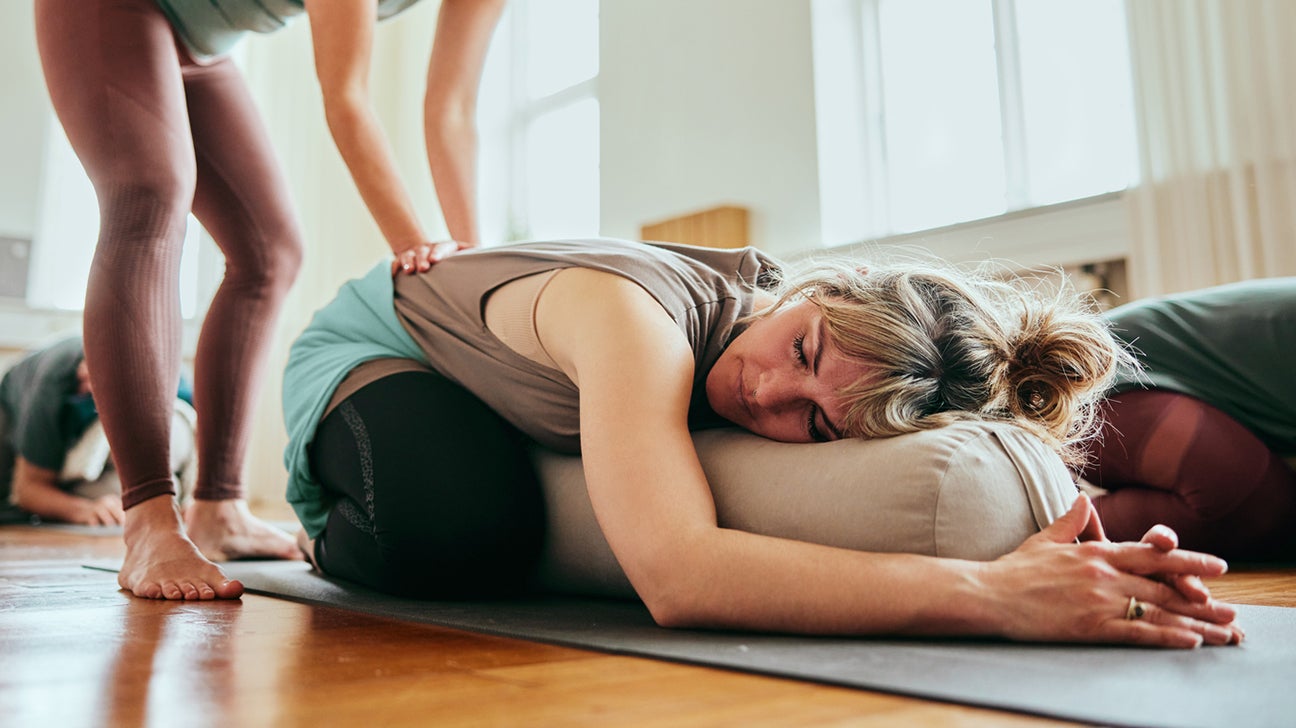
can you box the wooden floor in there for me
[3,524,1294,728]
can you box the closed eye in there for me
[793,331,809,367]
[806,408,828,442]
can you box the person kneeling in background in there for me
[0,336,196,526]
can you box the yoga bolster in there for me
[529,421,1078,599]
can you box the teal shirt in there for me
[282,262,426,536]
[154,0,423,60]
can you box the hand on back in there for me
[391,241,469,276]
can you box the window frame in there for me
[813,0,1134,266]
[481,0,600,244]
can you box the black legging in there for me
[308,371,545,598]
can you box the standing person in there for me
[34,0,506,600]
[282,239,1243,648]
[1081,277,1296,561]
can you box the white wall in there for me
[0,1,51,240]
[599,0,823,256]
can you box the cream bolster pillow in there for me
[528,420,1079,600]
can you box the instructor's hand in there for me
[392,241,468,275]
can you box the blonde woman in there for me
[284,238,1242,648]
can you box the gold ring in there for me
[1125,596,1146,620]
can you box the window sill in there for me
[815,191,1130,270]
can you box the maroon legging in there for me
[1082,390,1296,561]
[35,0,303,508]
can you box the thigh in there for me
[308,370,545,598]
[183,58,303,264]
[35,0,197,195]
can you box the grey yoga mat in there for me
[220,560,1296,728]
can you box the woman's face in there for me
[705,299,868,443]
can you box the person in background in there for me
[34,0,506,600]
[1082,277,1296,561]
[0,336,195,526]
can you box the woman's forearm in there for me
[421,0,505,246]
[644,527,994,637]
[323,97,429,254]
[12,457,95,524]
[305,0,428,256]
[634,499,1237,647]
[424,110,479,246]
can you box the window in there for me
[813,0,1138,248]
[477,0,600,243]
[29,120,210,318]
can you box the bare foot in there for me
[185,499,303,562]
[296,529,320,571]
[120,496,244,600]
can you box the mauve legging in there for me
[1082,389,1296,561]
[35,0,303,508]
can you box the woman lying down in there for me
[281,238,1242,648]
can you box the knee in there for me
[263,232,304,293]
[97,180,194,247]
[226,226,303,298]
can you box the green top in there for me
[1104,277,1296,455]
[153,0,423,61]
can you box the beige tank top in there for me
[328,238,777,453]
[325,269,561,414]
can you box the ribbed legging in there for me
[35,0,303,508]
[1082,389,1296,561]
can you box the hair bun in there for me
[1001,293,1125,445]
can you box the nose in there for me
[752,367,800,412]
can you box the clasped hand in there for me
[984,494,1244,648]
[391,240,469,276]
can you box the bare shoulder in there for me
[535,267,691,384]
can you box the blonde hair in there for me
[756,254,1132,466]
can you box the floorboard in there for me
[2,522,1291,727]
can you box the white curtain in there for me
[236,4,444,506]
[1124,0,1296,297]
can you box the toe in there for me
[215,579,245,599]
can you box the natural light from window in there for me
[813,0,1138,244]
[479,0,600,244]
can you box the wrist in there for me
[938,560,1006,638]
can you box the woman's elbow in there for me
[632,570,716,630]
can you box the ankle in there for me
[187,498,252,526]
[123,495,185,544]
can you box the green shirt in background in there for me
[1104,277,1296,456]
